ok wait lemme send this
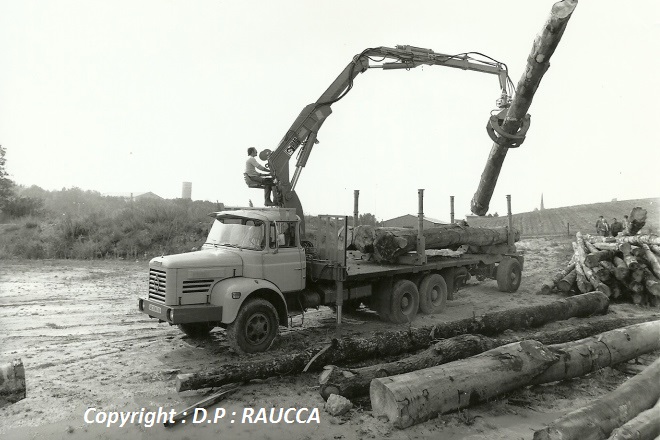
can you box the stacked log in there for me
[350,224,519,263]
[544,231,660,306]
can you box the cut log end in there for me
[370,379,403,426]
[551,0,579,19]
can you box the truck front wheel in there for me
[226,298,279,354]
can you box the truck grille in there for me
[148,269,167,303]
[182,279,214,295]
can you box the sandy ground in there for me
[1,237,659,440]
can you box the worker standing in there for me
[244,147,275,206]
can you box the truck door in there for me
[262,221,305,292]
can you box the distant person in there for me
[244,147,275,206]
[622,215,629,231]
[601,219,610,236]
[610,218,623,237]
[595,215,607,236]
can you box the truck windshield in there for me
[205,218,265,250]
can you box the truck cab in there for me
[138,207,304,353]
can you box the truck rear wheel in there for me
[496,257,522,292]
[389,279,419,324]
[226,298,279,354]
[177,323,212,338]
[419,274,447,315]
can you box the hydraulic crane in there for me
[257,45,518,234]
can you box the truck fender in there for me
[210,278,288,326]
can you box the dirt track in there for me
[1,237,658,440]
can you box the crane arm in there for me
[265,45,514,235]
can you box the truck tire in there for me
[388,279,420,324]
[419,274,447,315]
[177,323,212,338]
[226,298,279,354]
[496,257,522,293]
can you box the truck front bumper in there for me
[138,298,223,325]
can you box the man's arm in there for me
[248,157,269,173]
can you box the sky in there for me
[1,0,658,222]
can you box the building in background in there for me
[382,214,448,229]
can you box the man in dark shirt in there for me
[610,218,623,237]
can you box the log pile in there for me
[371,320,660,429]
[543,230,660,306]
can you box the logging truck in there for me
[139,44,524,353]
[139,203,523,353]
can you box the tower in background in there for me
[182,181,192,200]
[540,193,545,210]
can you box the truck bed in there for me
[309,250,512,282]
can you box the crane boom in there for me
[265,45,514,235]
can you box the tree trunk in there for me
[573,243,592,293]
[533,355,660,440]
[643,267,660,298]
[642,244,660,279]
[584,240,600,253]
[613,256,630,282]
[608,397,660,440]
[585,250,614,268]
[622,207,647,236]
[592,266,612,283]
[370,225,518,263]
[529,320,660,386]
[0,359,26,408]
[471,0,578,215]
[617,235,660,247]
[371,341,558,429]
[557,268,578,292]
[176,291,609,391]
[576,232,612,297]
[319,315,659,400]
[541,259,575,294]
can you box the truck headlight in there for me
[167,308,174,321]
[231,291,241,299]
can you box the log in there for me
[351,225,376,253]
[585,233,616,244]
[592,242,623,251]
[651,244,660,256]
[471,0,578,215]
[617,235,660,247]
[585,240,600,253]
[0,359,26,408]
[573,243,592,293]
[642,267,660,298]
[176,291,609,391]
[557,268,578,292]
[319,314,660,400]
[370,225,519,263]
[541,258,576,294]
[533,354,660,440]
[576,232,612,297]
[609,397,660,440]
[642,244,660,279]
[593,266,612,284]
[529,320,660,386]
[371,340,559,429]
[622,207,647,236]
[632,269,645,283]
[613,256,630,282]
[585,250,615,268]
